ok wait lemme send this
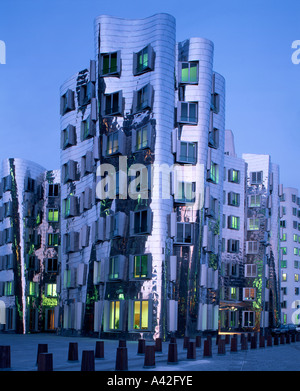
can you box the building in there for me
[0,158,60,333]
[279,187,300,325]
[58,13,226,339]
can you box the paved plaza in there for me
[0,333,300,372]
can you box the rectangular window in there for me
[47,233,59,247]
[132,209,151,235]
[211,93,220,114]
[109,301,120,330]
[133,300,149,330]
[250,171,263,185]
[178,141,197,164]
[46,284,57,297]
[48,184,59,197]
[136,126,148,150]
[108,256,120,280]
[282,273,287,282]
[228,215,240,230]
[136,84,152,112]
[230,287,238,300]
[249,195,261,207]
[175,181,195,203]
[133,255,149,278]
[107,132,119,155]
[245,264,257,277]
[281,233,287,241]
[100,51,120,76]
[227,239,239,253]
[281,260,287,268]
[281,247,287,255]
[102,91,122,116]
[179,61,198,84]
[228,192,240,207]
[46,258,58,273]
[176,222,193,244]
[178,102,198,124]
[295,274,299,282]
[4,281,13,296]
[208,162,219,184]
[294,248,298,256]
[228,169,240,184]
[248,218,260,231]
[134,45,154,75]
[29,281,38,297]
[208,128,219,149]
[243,287,256,301]
[48,208,59,223]
[243,311,255,327]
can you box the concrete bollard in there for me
[195,335,201,348]
[167,343,178,365]
[203,339,212,357]
[267,335,273,347]
[274,335,279,345]
[137,338,146,355]
[250,336,257,349]
[170,336,176,344]
[230,336,238,353]
[280,334,285,345]
[144,345,156,368]
[68,342,78,361]
[259,335,265,348]
[183,336,190,349]
[36,344,48,365]
[187,341,196,360]
[154,338,162,353]
[0,346,11,369]
[119,339,126,348]
[286,334,290,344]
[217,339,226,355]
[81,350,95,371]
[247,332,252,342]
[225,334,230,345]
[37,353,53,371]
[241,335,248,351]
[297,333,300,342]
[95,340,105,359]
[291,334,296,343]
[115,347,128,371]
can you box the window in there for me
[294,221,298,229]
[207,162,219,184]
[62,160,77,184]
[227,239,239,253]
[208,128,219,149]
[133,300,149,330]
[48,209,59,223]
[245,264,257,277]
[230,287,238,300]
[136,126,148,150]
[179,61,198,84]
[295,261,299,269]
[228,215,240,230]
[228,192,240,207]
[281,260,287,268]
[293,207,298,216]
[60,89,75,116]
[281,247,287,255]
[282,273,287,282]
[47,233,59,247]
[292,194,297,203]
[243,311,255,327]
[250,171,263,185]
[211,93,220,114]
[100,51,121,76]
[228,169,240,184]
[243,287,256,301]
[133,45,154,75]
[131,255,151,279]
[131,209,152,235]
[249,195,261,207]
[63,195,78,218]
[46,258,58,273]
[177,102,198,124]
[178,141,197,164]
[28,281,38,297]
[281,233,287,241]
[280,220,286,228]
[102,91,123,116]
[136,84,153,112]
[102,130,126,156]
[175,222,193,244]
[295,274,299,282]
[108,256,125,281]
[248,218,260,231]
[109,301,121,330]
[46,284,57,297]
[294,248,298,256]
[48,184,59,197]
[81,116,96,141]
[296,288,299,295]
[107,132,119,155]
[175,181,195,203]
[4,281,14,296]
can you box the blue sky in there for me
[0,0,299,187]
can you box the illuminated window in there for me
[294,248,298,256]
[281,247,287,255]
[133,255,149,279]
[47,233,59,247]
[294,234,298,242]
[228,215,240,230]
[107,132,119,155]
[281,260,287,268]
[179,62,198,84]
[208,162,219,184]
[134,45,154,75]
[136,126,148,150]
[46,284,57,297]
[282,273,287,282]
[230,287,238,300]
[4,281,13,296]
[228,169,240,184]
[228,192,240,207]
[295,274,299,282]
[281,233,287,241]
[29,281,38,297]
[133,300,149,330]
[243,288,256,301]
[48,208,59,223]
[109,301,120,330]
[248,218,260,231]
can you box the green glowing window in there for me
[29,281,38,297]
[294,234,298,242]
[48,208,59,223]
[101,51,120,76]
[281,260,287,268]
[294,248,298,255]
[281,233,287,241]
[208,162,219,184]
[47,233,59,247]
[133,300,149,330]
[248,218,259,231]
[228,192,240,207]
[136,126,148,150]
[281,247,287,255]
[180,62,198,84]
[134,255,149,279]
[230,287,237,300]
[46,284,57,297]
[228,215,240,230]
[109,301,120,330]
[4,281,13,296]
[228,169,240,183]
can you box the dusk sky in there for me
[0,0,299,188]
